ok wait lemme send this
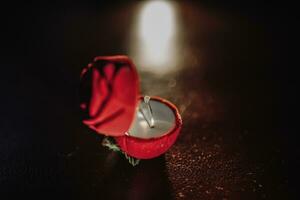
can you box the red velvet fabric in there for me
[115,96,182,159]
[80,55,182,159]
[80,55,139,136]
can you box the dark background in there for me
[0,1,297,199]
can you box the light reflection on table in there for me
[129,1,182,75]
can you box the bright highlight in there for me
[130,1,179,74]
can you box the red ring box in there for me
[80,55,182,159]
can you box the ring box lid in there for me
[80,55,139,137]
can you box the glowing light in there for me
[140,1,174,43]
[130,1,180,74]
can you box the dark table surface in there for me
[0,1,297,199]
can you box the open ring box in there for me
[80,55,182,161]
